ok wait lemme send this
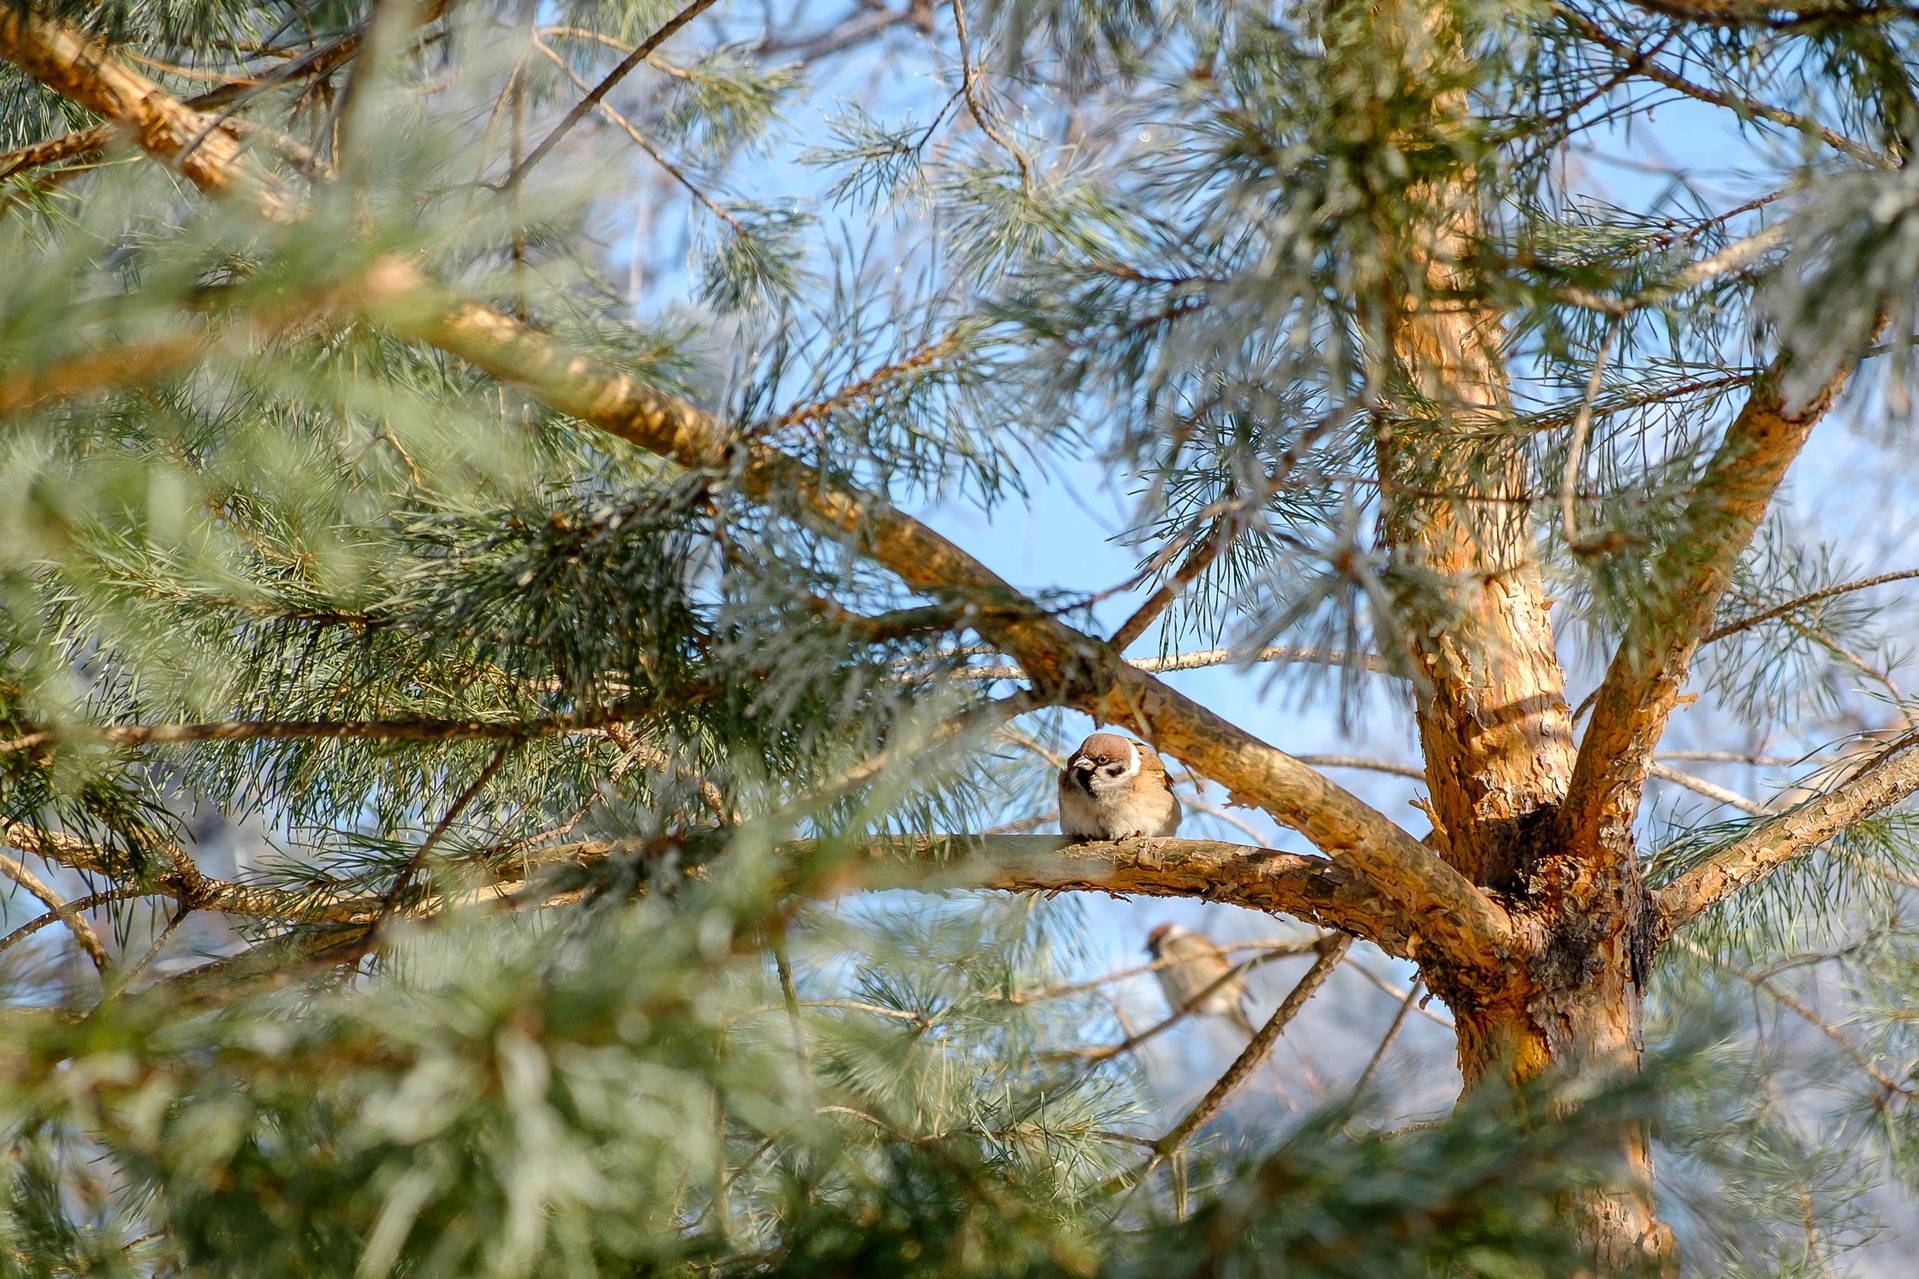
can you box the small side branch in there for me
[1658,730,1919,936]
[1672,935,1913,1100]
[503,0,722,190]
[1141,933,1353,1170]
[1646,762,1769,816]
[1704,567,1919,644]
[1352,980,1422,1096]
[1559,318,1621,555]
[0,709,635,754]
[0,851,108,971]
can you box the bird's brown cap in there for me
[1072,733,1139,768]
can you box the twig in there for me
[1352,980,1421,1096]
[948,0,1031,186]
[502,0,723,190]
[1140,933,1352,1170]
[1557,223,1793,316]
[1558,4,1893,168]
[1673,936,1914,1099]
[771,331,966,434]
[1705,568,1919,643]
[1647,761,1770,815]
[373,744,512,924]
[1560,317,1622,555]
[1659,750,1828,766]
[1295,754,1425,780]
[0,888,150,962]
[530,35,743,231]
[1059,939,1325,1064]
[0,708,635,754]
[0,851,108,971]
[1009,938,1319,1006]
[1345,958,1454,1028]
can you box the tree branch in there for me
[1558,5,1894,168]
[1629,0,1919,31]
[1645,762,1769,815]
[1658,730,1919,935]
[0,709,634,754]
[953,645,1386,683]
[0,2,1512,974]
[842,837,1428,958]
[1704,567,1919,643]
[1670,935,1913,1098]
[1563,355,1869,862]
[2,824,380,925]
[0,851,109,971]
[501,0,722,191]
[1142,933,1353,1169]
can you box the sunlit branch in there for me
[1658,730,1919,934]
[1565,348,1871,861]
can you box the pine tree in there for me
[1,0,1917,1274]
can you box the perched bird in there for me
[1145,923,1256,1036]
[1057,732,1181,841]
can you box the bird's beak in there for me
[1069,761,1094,790]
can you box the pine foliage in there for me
[0,0,1917,1273]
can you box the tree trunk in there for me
[1329,3,1676,1269]
[1449,946,1674,1275]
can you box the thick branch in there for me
[0,3,1512,973]
[1563,357,1866,861]
[1658,731,1919,935]
[0,711,627,754]
[838,836,1427,959]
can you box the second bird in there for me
[1145,923,1257,1036]
[1058,732,1182,841]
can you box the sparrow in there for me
[1145,923,1256,1036]
[1058,732,1181,841]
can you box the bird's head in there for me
[1067,733,1141,795]
[1144,922,1184,956]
